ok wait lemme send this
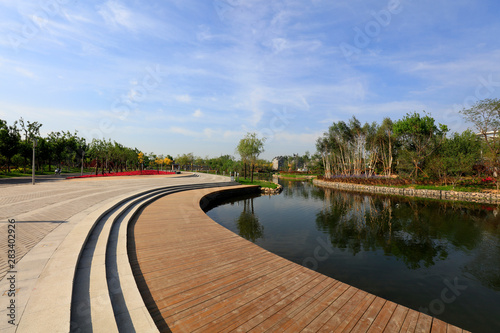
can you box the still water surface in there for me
[206,180,500,332]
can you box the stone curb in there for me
[313,179,500,204]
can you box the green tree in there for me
[460,98,500,188]
[0,120,21,172]
[138,151,144,171]
[36,137,52,172]
[175,153,194,170]
[428,130,482,186]
[18,117,42,173]
[236,132,265,183]
[374,118,395,176]
[47,132,68,170]
[73,135,88,173]
[194,156,205,171]
[393,112,448,178]
[444,131,481,185]
[89,139,107,175]
[316,117,381,177]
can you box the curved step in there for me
[9,173,233,332]
[15,187,163,333]
[70,182,238,332]
[71,188,169,332]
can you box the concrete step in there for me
[11,175,236,333]
[70,183,233,332]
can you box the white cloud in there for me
[168,126,199,137]
[0,0,498,159]
[193,109,203,118]
[223,130,245,140]
[269,37,322,54]
[175,94,191,103]
[97,1,135,31]
[275,131,322,145]
[203,128,216,138]
[15,67,36,78]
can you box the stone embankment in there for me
[261,183,283,195]
[313,179,500,204]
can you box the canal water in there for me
[206,180,500,332]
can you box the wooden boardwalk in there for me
[131,185,469,332]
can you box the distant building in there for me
[272,156,285,171]
[476,131,498,139]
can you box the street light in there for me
[32,138,38,185]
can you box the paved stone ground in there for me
[0,173,93,187]
[0,173,226,280]
[0,172,231,332]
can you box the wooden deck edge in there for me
[131,185,468,332]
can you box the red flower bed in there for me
[481,176,495,183]
[67,170,175,179]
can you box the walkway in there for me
[0,172,233,332]
[132,186,470,332]
[0,173,470,332]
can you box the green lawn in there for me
[0,168,94,178]
[236,178,278,189]
[0,171,54,178]
[279,173,319,179]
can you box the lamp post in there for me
[32,138,37,185]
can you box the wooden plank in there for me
[366,301,398,332]
[333,293,377,333]
[415,313,433,333]
[301,286,359,332]
[200,270,323,332]
[400,309,420,333]
[430,318,449,333]
[246,277,336,332]
[382,305,409,332]
[130,185,469,333]
[446,325,464,333]
[168,263,305,331]
[157,256,284,313]
[349,296,386,332]
[282,283,351,332]
[320,289,369,331]
[267,280,342,331]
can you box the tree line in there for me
[0,117,175,175]
[316,98,500,186]
[0,117,277,178]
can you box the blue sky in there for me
[1,0,499,160]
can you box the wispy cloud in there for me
[175,94,191,103]
[0,0,498,159]
[14,67,36,78]
[192,109,203,118]
[97,1,134,30]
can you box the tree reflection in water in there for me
[207,181,500,332]
[314,188,486,269]
[235,197,264,243]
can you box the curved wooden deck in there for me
[131,185,469,332]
